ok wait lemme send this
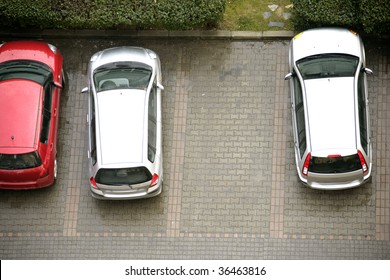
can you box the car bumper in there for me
[0,175,54,190]
[300,175,371,190]
[90,182,163,200]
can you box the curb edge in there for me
[0,30,296,40]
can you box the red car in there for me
[0,41,64,189]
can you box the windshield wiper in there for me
[303,72,323,79]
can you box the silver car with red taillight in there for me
[285,28,373,190]
[82,46,164,199]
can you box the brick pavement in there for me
[0,37,389,259]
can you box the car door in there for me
[290,74,307,161]
[357,68,371,159]
[40,79,60,178]
[87,88,97,168]
[51,79,62,156]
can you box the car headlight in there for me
[91,52,101,62]
[146,49,157,59]
[293,32,303,40]
[48,44,57,54]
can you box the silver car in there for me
[82,46,164,199]
[285,28,373,190]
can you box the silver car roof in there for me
[305,77,357,156]
[97,88,148,166]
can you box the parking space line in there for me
[63,183,80,237]
[62,150,82,237]
[166,48,189,238]
[62,82,85,237]
[269,47,289,239]
[375,54,390,241]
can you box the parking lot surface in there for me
[0,36,389,259]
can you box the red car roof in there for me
[0,41,58,72]
[0,79,42,153]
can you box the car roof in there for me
[0,41,58,72]
[305,77,357,155]
[97,89,147,166]
[0,80,41,153]
[292,28,363,62]
[90,46,156,71]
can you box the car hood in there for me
[0,41,59,73]
[292,28,362,62]
[305,77,357,153]
[0,79,41,153]
[90,47,156,72]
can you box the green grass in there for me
[219,0,293,31]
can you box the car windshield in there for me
[93,62,152,92]
[0,152,42,170]
[0,60,52,85]
[296,54,359,79]
[309,154,361,174]
[95,167,152,185]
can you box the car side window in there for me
[358,72,368,154]
[40,83,53,144]
[148,83,157,163]
[90,92,97,165]
[293,76,306,158]
[294,76,303,106]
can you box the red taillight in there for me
[302,152,311,176]
[150,173,159,188]
[90,177,98,189]
[357,150,368,174]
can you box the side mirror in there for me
[53,81,63,88]
[157,83,164,91]
[81,87,88,94]
[284,73,293,80]
[363,68,373,75]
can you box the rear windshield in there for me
[95,167,152,185]
[309,154,361,174]
[296,54,359,79]
[0,152,42,170]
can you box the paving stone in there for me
[283,12,292,20]
[262,12,272,19]
[268,4,279,12]
[268,21,285,28]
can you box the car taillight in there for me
[90,177,98,189]
[302,152,311,176]
[150,174,159,188]
[357,150,368,174]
